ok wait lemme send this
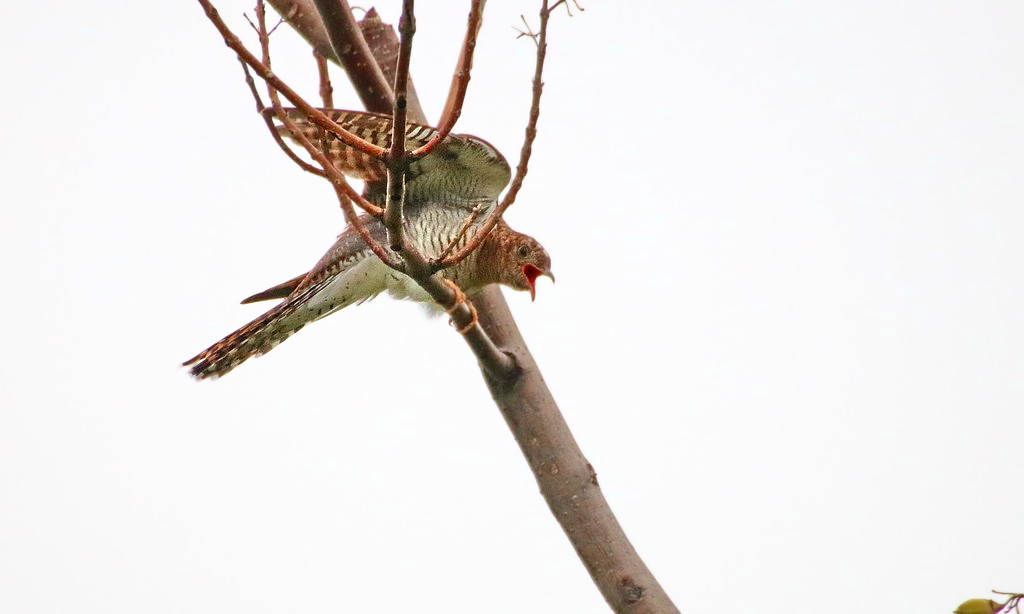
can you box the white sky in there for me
[2,1,1022,612]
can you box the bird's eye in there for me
[517,244,531,258]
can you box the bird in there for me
[183,109,554,380]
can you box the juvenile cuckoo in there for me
[184,110,553,379]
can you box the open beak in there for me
[522,264,555,301]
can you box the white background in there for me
[2,1,1022,612]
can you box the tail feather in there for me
[186,239,388,380]
[183,300,307,380]
[240,272,307,304]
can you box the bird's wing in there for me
[271,108,511,206]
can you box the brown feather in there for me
[240,272,308,304]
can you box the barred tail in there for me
[183,301,306,380]
[186,241,385,380]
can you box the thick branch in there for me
[311,0,396,108]
[477,298,679,613]
[357,9,425,120]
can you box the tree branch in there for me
[311,0,396,108]
[265,0,337,60]
[198,0,679,610]
[478,297,677,612]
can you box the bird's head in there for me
[479,221,554,300]
[506,235,554,301]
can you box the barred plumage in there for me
[274,108,512,207]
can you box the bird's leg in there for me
[442,279,478,334]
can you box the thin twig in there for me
[550,0,585,16]
[313,49,339,212]
[258,7,384,218]
[435,202,485,262]
[314,50,334,108]
[238,59,326,177]
[408,0,484,160]
[993,591,1024,614]
[244,0,384,217]
[438,0,551,268]
[199,0,386,158]
[513,15,539,46]
[333,186,402,268]
[268,15,286,35]
[256,0,395,264]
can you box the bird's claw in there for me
[456,303,478,335]
[442,279,478,335]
